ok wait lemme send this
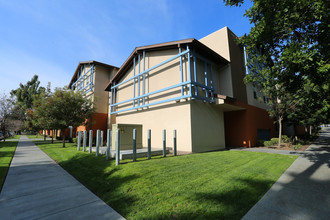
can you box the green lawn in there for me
[37,142,297,219]
[7,135,21,139]
[0,141,18,191]
[26,134,44,139]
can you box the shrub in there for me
[270,138,279,145]
[264,141,273,147]
[281,135,291,143]
[257,140,265,146]
[293,143,302,150]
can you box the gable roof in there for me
[104,39,229,91]
[69,60,119,88]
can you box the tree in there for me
[224,0,330,145]
[33,88,94,147]
[0,93,15,142]
[11,75,46,131]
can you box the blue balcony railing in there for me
[110,46,215,114]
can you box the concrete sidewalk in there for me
[243,127,330,220]
[0,135,125,220]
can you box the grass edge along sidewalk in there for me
[37,142,298,220]
[0,141,18,191]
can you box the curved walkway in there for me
[0,135,125,220]
[243,127,330,219]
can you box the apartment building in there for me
[69,60,119,137]
[105,27,275,153]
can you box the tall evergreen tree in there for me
[10,75,46,131]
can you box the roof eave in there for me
[105,39,229,91]
[69,60,118,88]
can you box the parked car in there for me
[0,132,4,140]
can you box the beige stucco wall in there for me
[113,47,193,152]
[115,101,192,152]
[246,83,269,110]
[73,64,95,103]
[200,27,231,61]
[199,26,248,103]
[107,68,119,129]
[93,65,113,114]
[199,27,234,99]
[112,46,227,153]
[213,64,233,97]
[190,100,225,152]
[227,29,248,103]
[115,48,189,115]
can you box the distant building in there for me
[68,60,119,137]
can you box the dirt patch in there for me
[258,143,311,151]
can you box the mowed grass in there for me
[26,134,44,139]
[7,135,21,139]
[37,142,297,219]
[0,141,18,191]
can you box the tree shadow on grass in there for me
[241,127,330,219]
[56,152,140,216]
[0,166,11,190]
[0,142,18,148]
[0,151,15,157]
[148,178,275,220]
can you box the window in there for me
[253,86,257,99]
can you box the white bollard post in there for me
[100,130,104,148]
[96,130,100,156]
[116,129,120,166]
[83,130,87,152]
[106,129,111,160]
[133,129,137,162]
[147,129,151,160]
[173,130,177,156]
[77,131,81,151]
[163,129,166,157]
[89,130,93,153]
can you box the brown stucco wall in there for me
[224,101,275,147]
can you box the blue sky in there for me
[0,0,253,93]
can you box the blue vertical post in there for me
[133,57,136,107]
[132,129,136,162]
[179,47,184,96]
[187,45,192,96]
[89,130,93,153]
[106,129,111,160]
[116,129,120,166]
[193,54,198,96]
[163,129,166,157]
[210,63,214,101]
[148,129,151,160]
[243,46,249,75]
[77,131,81,151]
[110,87,113,112]
[112,82,116,113]
[204,62,209,99]
[96,130,100,156]
[173,130,177,156]
[111,87,114,113]
[142,50,146,105]
[100,130,104,148]
[138,54,141,106]
[91,64,94,85]
[83,130,87,152]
